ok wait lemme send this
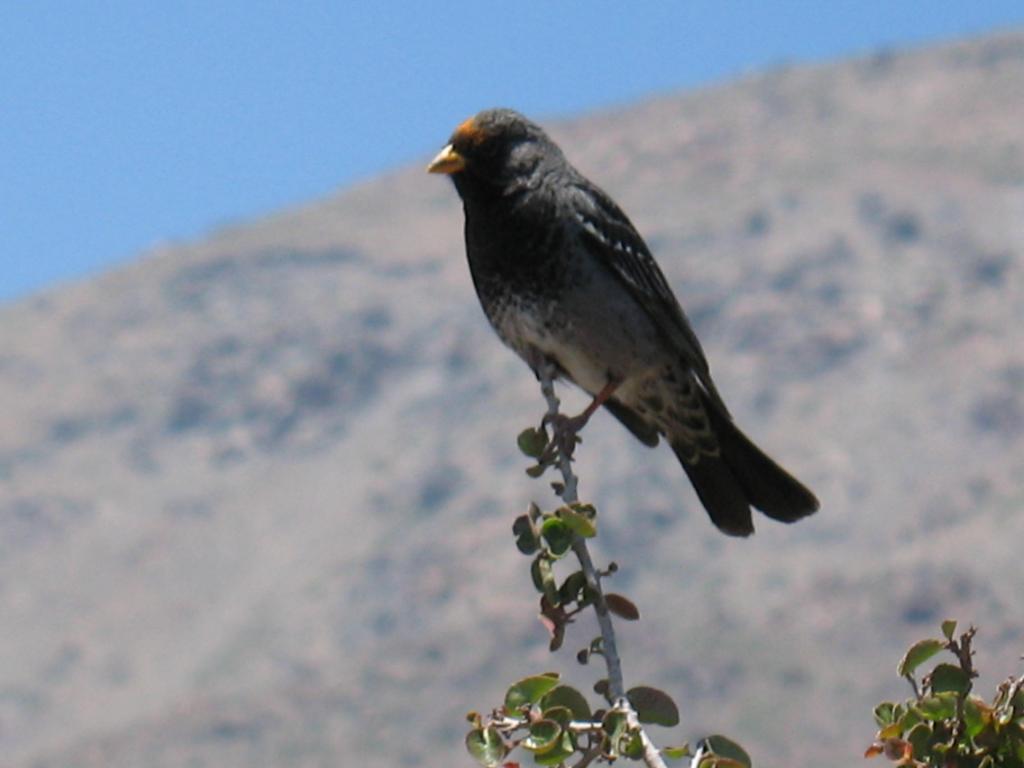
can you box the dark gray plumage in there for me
[428,108,819,536]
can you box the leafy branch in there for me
[867,621,1024,767]
[465,362,750,768]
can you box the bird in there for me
[427,108,818,536]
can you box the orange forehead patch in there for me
[453,116,487,146]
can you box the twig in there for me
[570,745,603,768]
[947,626,977,746]
[537,364,579,503]
[1006,674,1024,704]
[537,363,669,768]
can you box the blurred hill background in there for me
[2,29,1023,768]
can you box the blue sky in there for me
[2,2,1022,302]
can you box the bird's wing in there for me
[569,181,729,415]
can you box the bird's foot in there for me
[537,380,620,465]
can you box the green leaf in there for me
[701,735,752,768]
[627,686,680,727]
[698,759,748,768]
[606,593,640,621]
[602,710,629,757]
[874,701,896,726]
[513,514,540,555]
[662,744,692,760]
[898,639,945,678]
[534,731,576,766]
[877,722,902,740]
[941,620,957,640]
[517,427,549,459]
[555,504,597,538]
[558,571,587,604]
[522,720,562,753]
[541,685,592,720]
[930,663,970,695]
[963,695,989,739]
[526,463,546,478]
[532,556,560,605]
[898,706,922,732]
[531,555,547,592]
[505,674,561,710]
[540,518,574,556]
[466,726,507,767]
[541,705,573,728]
[1011,684,1024,711]
[916,692,958,721]
[905,722,933,758]
[622,731,645,759]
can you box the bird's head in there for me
[427,109,562,201]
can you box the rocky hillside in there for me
[2,30,1023,767]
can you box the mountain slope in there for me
[2,30,1024,767]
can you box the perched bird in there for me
[428,108,818,536]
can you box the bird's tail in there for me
[672,394,819,537]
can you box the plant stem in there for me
[537,363,668,768]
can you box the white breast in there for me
[491,301,610,396]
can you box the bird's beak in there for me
[427,144,466,174]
